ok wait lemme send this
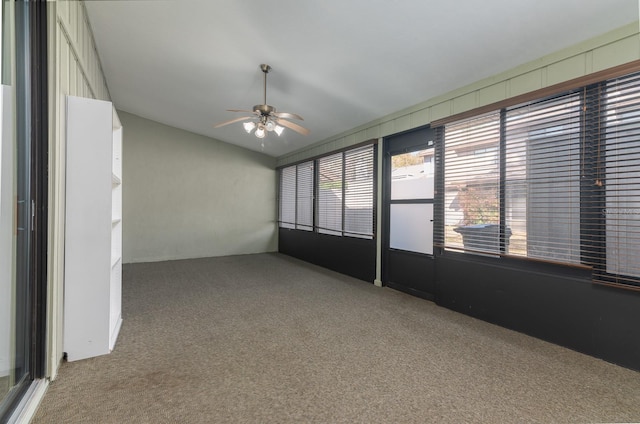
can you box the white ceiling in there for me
[85,0,639,157]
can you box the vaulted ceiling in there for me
[85,0,639,157]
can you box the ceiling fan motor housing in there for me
[254,104,276,116]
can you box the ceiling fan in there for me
[214,64,309,141]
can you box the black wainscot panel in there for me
[279,228,376,283]
[385,249,435,301]
[435,251,640,371]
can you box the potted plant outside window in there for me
[453,184,511,252]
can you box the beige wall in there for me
[277,22,640,166]
[48,0,112,379]
[119,111,277,263]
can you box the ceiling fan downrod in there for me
[260,64,271,106]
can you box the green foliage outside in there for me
[458,184,499,225]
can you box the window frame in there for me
[277,142,377,240]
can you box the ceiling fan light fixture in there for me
[214,64,309,139]
[243,121,256,133]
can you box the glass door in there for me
[1,1,47,418]
[383,127,436,299]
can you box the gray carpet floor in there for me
[32,253,640,423]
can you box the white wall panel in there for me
[366,125,381,141]
[453,92,477,115]
[430,101,453,122]
[510,70,543,97]
[593,36,640,72]
[380,120,394,138]
[546,55,587,86]
[478,82,508,106]
[393,115,411,134]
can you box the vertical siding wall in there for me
[48,0,111,379]
[276,22,640,167]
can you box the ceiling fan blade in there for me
[273,111,304,121]
[213,116,253,128]
[226,109,258,114]
[278,118,310,136]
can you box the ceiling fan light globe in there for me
[265,121,275,131]
[243,121,256,133]
[255,127,266,138]
[274,125,284,136]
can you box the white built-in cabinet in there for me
[64,95,123,362]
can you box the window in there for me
[444,112,500,254]
[440,70,640,289]
[389,147,435,254]
[278,144,375,239]
[315,145,375,238]
[602,73,640,284]
[344,146,374,238]
[317,153,343,235]
[278,166,296,229]
[278,161,313,231]
[505,93,582,263]
[296,161,314,231]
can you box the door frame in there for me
[0,1,48,421]
[382,126,436,300]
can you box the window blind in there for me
[344,145,374,238]
[443,112,501,254]
[505,92,582,263]
[317,153,343,235]
[296,161,314,231]
[278,165,296,229]
[599,72,640,285]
